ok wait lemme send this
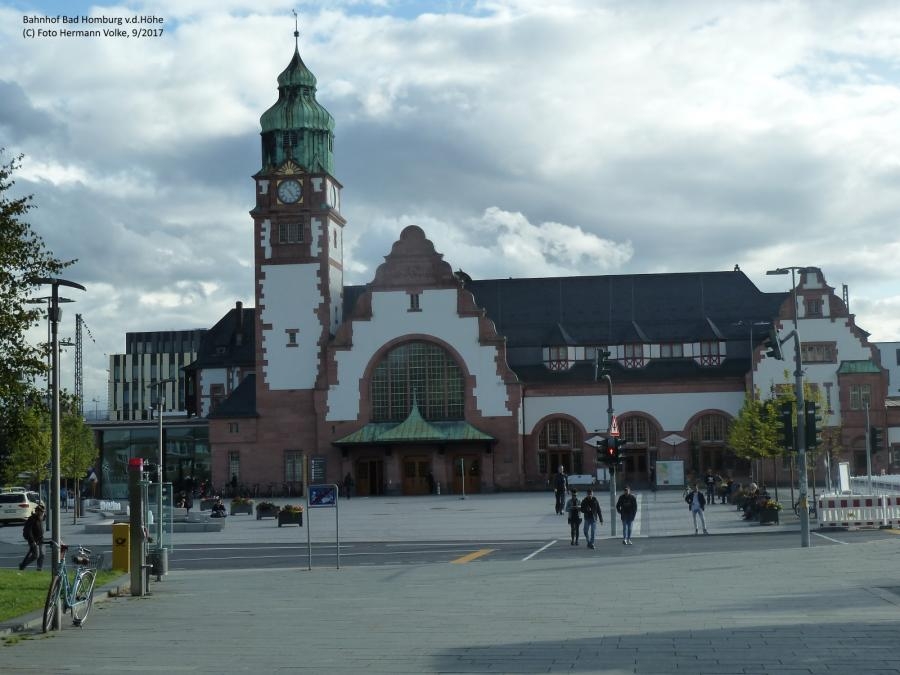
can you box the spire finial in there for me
[292,9,299,49]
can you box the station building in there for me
[160,39,900,496]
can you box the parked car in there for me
[0,490,42,524]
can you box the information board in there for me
[308,484,337,508]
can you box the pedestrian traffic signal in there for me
[777,401,794,451]
[870,426,884,454]
[611,437,627,463]
[804,401,823,449]
[764,327,783,360]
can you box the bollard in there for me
[437,482,441,495]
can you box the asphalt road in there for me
[149,528,894,570]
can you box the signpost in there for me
[306,484,339,570]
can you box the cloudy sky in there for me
[2,0,900,414]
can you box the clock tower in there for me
[251,31,345,395]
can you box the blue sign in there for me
[308,484,337,508]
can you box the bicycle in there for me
[42,541,103,632]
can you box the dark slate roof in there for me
[184,304,256,370]
[464,271,785,346]
[208,374,257,418]
[341,269,787,385]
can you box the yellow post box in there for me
[112,522,130,572]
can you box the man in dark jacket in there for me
[553,467,567,515]
[19,503,46,571]
[685,483,709,534]
[581,489,603,549]
[615,486,638,545]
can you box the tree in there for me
[728,394,782,462]
[0,150,73,468]
[1,394,97,489]
[1,404,51,486]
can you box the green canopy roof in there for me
[334,404,494,446]
[837,360,881,374]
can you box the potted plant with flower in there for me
[759,499,782,525]
[230,496,254,516]
[277,504,304,527]
[256,500,279,520]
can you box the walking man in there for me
[553,466,568,515]
[19,503,46,571]
[686,483,709,534]
[704,470,716,505]
[581,488,603,549]
[615,485,638,545]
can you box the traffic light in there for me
[804,401,822,449]
[777,401,794,451]
[594,349,611,380]
[763,327,783,360]
[612,437,627,463]
[870,427,884,454]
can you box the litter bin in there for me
[147,547,168,580]
[112,522,130,572]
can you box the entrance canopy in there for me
[334,404,494,447]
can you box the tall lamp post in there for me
[766,266,812,548]
[147,378,176,575]
[594,350,616,537]
[32,279,85,599]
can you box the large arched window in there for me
[536,419,583,475]
[371,341,465,422]
[621,416,658,447]
[690,414,730,443]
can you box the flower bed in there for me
[256,501,279,520]
[230,498,254,516]
[277,504,304,527]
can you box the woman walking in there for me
[565,489,582,545]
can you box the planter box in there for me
[759,509,780,525]
[230,502,253,516]
[277,511,303,527]
[256,506,279,520]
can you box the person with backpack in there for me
[565,489,582,545]
[19,503,46,571]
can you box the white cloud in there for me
[3,0,900,410]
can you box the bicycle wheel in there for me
[70,569,96,626]
[42,574,62,633]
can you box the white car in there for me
[0,490,42,524]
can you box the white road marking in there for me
[522,540,556,561]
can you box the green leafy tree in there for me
[0,150,73,471]
[61,405,97,482]
[2,405,51,486]
[728,394,782,461]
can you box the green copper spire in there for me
[259,21,335,174]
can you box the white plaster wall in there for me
[311,217,322,257]
[524,392,746,436]
[326,288,510,421]
[200,368,227,418]
[260,218,272,260]
[755,317,875,426]
[260,263,323,390]
[876,342,900,394]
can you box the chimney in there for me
[235,301,244,346]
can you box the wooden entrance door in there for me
[548,451,573,476]
[402,457,432,495]
[451,455,481,494]
[355,459,384,496]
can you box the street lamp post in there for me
[147,378,176,574]
[594,351,616,537]
[766,266,812,548]
[32,278,85,629]
[734,320,770,486]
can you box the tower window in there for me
[286,329,299,347]
[409,293,421,311]
[278,223,303,244]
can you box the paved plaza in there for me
[3,488,900,674]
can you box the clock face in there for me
[277,179,302,204]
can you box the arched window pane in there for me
[371,342,465,421]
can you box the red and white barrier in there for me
[817,495,900,528]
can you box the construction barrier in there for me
[817,494,900,529]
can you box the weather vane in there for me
[292,9,299,47]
